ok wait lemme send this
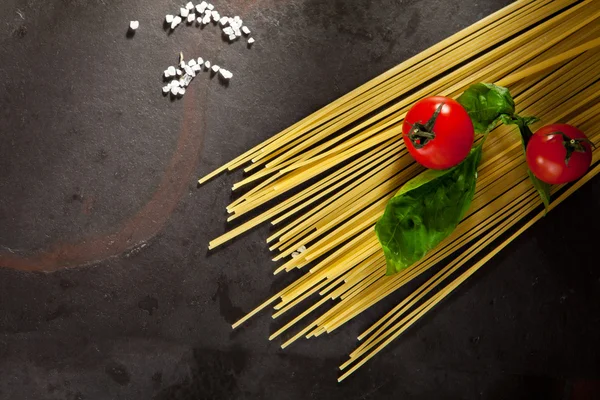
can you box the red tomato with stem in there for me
[526,124,593,185]
[402,96,474,170]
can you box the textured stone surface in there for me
[1,0,599,399]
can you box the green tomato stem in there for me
[407,102,444,149]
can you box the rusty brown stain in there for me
[0,89,204,272]
[0,0,260,272]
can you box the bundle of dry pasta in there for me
[198,0,600,381]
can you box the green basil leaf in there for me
[527,169,551,210]
[503,115,550,210]
[375,142,484,275]
[457,83,515,134]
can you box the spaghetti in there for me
[198,0,600,381]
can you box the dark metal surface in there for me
[1,0,599,399]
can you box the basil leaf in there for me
[375,142,484,275]
[457,83,515,134]
[502,115,550,210]
[527,169,551,210]
[499,115,540,144]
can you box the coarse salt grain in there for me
[247,37,255,44]
[187,14,195,23]
[219,17,228,26]
[211,65,220,73]
[129,21,139,30]
[197,57,204,65]
[180,8,189,17]
[207,3,214,10]
[171,16,182,29]
[162,85,170,94]
[186,2,194,10]
[165,15,174,23]
[176,68,183,75]
[228,34,236,41]
[184,66,195,77]
[167,66,177,75]
[241,26,250,35]
[219,69,233,80]
[204,60,211,69]
[182,74,194,86]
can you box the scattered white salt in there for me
[219,69,233,80]
[196,1,207,13]
[171,16,182,29]
[182,74,194,86]
[184,66,195,77]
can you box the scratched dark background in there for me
[1,0,600,399]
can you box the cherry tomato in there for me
[402,96,474,170]
[526,124,593,185]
